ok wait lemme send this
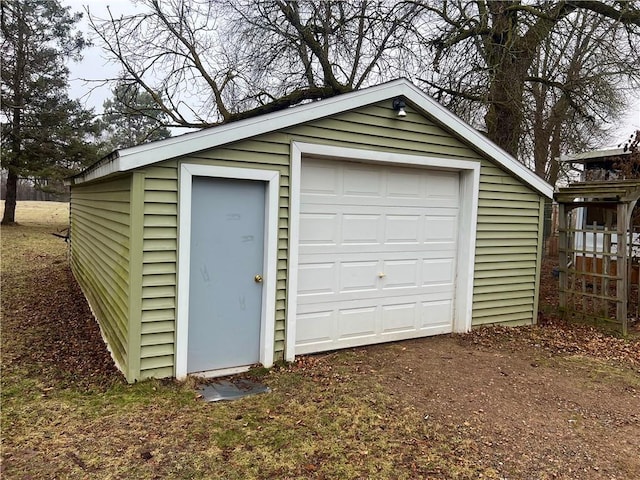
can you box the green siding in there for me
[70,175,132,374]
[472,162,541,326]
[127,172,145,381]
[126,100,544,380]
[138,162,178,380]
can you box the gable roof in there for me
[70,78,553,198]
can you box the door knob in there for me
[254,274,263,283]
[378,272,386,278]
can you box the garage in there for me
[294,158,461,354]
[69,78,553,382]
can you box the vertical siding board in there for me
[70,175,131,377]
[131,100,544,378]
[127,172,145,381]
[532,197,546,325]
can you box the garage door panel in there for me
[427,173,460,202]
[302,160,459,205]
[422,258,456,284]
[385,215,421,243]
[299,288,454,308]
[387,172,422,198]
[300,202,457,221]
[298,262,336,296]
[300,204,458,247]
[338,307,378,339]
[424,216,458,241]
[296,310,335,348]
[340,261,379,291]
[301,164,340,195]
[381,303,418,334]
[295,262,456,300]
[342,214,381,244]
[343,167,383,197]
[299,244,457,256]
[296,294,455,354]
[299,213,337,245]
[382,259,418,288]
[421,300,454,330]
[302,194,457,209]
[296,159,459,354]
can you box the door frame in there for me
[286,142,481,361]
[175,163,280,379]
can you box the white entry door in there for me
[295,159,460,354]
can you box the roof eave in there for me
[559,147,630,163]
[67,152,122,185]
[70,78,553,198]
[399,82,553,198]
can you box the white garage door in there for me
[295,158,460,355]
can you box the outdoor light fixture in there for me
[392,97,407,117]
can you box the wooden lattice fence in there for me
[555,181,640,335]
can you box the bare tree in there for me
[89,0,640,180]
[88,0,422,128]
[416,0,640,157]
[614,129,640,179]
[526,10,637,185]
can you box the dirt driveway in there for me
[348,334,640,479]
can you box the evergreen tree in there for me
[1,0,101,224]
[101,83,171,152]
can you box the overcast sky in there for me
[63,0,639,147]
[63,0,141,113]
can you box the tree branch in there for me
[568,1,640,26]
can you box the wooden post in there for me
[617,203,628,335]
[581,226,587,317]
[626,227,633,314]
[558,203,567,313]
[603,208,612,320]
[591,221,599,320]
[569,211,577,312]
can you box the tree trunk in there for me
[2,0,25,225]
[2,169,18,224]
[483,1,531,157]
[546,120,564,186]
[484,69,527,157]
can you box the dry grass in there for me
[0,202,493,479]
[2,201,639,480]
[1,200,69,226]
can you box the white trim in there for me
[400,82,552,198]
[455,166,480,332]
[285,144,303,361]
[71,79,552,198]
[175,164,279,379]
[190,365,252,379]
[68,156,122,185]
[285,142,480,361]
